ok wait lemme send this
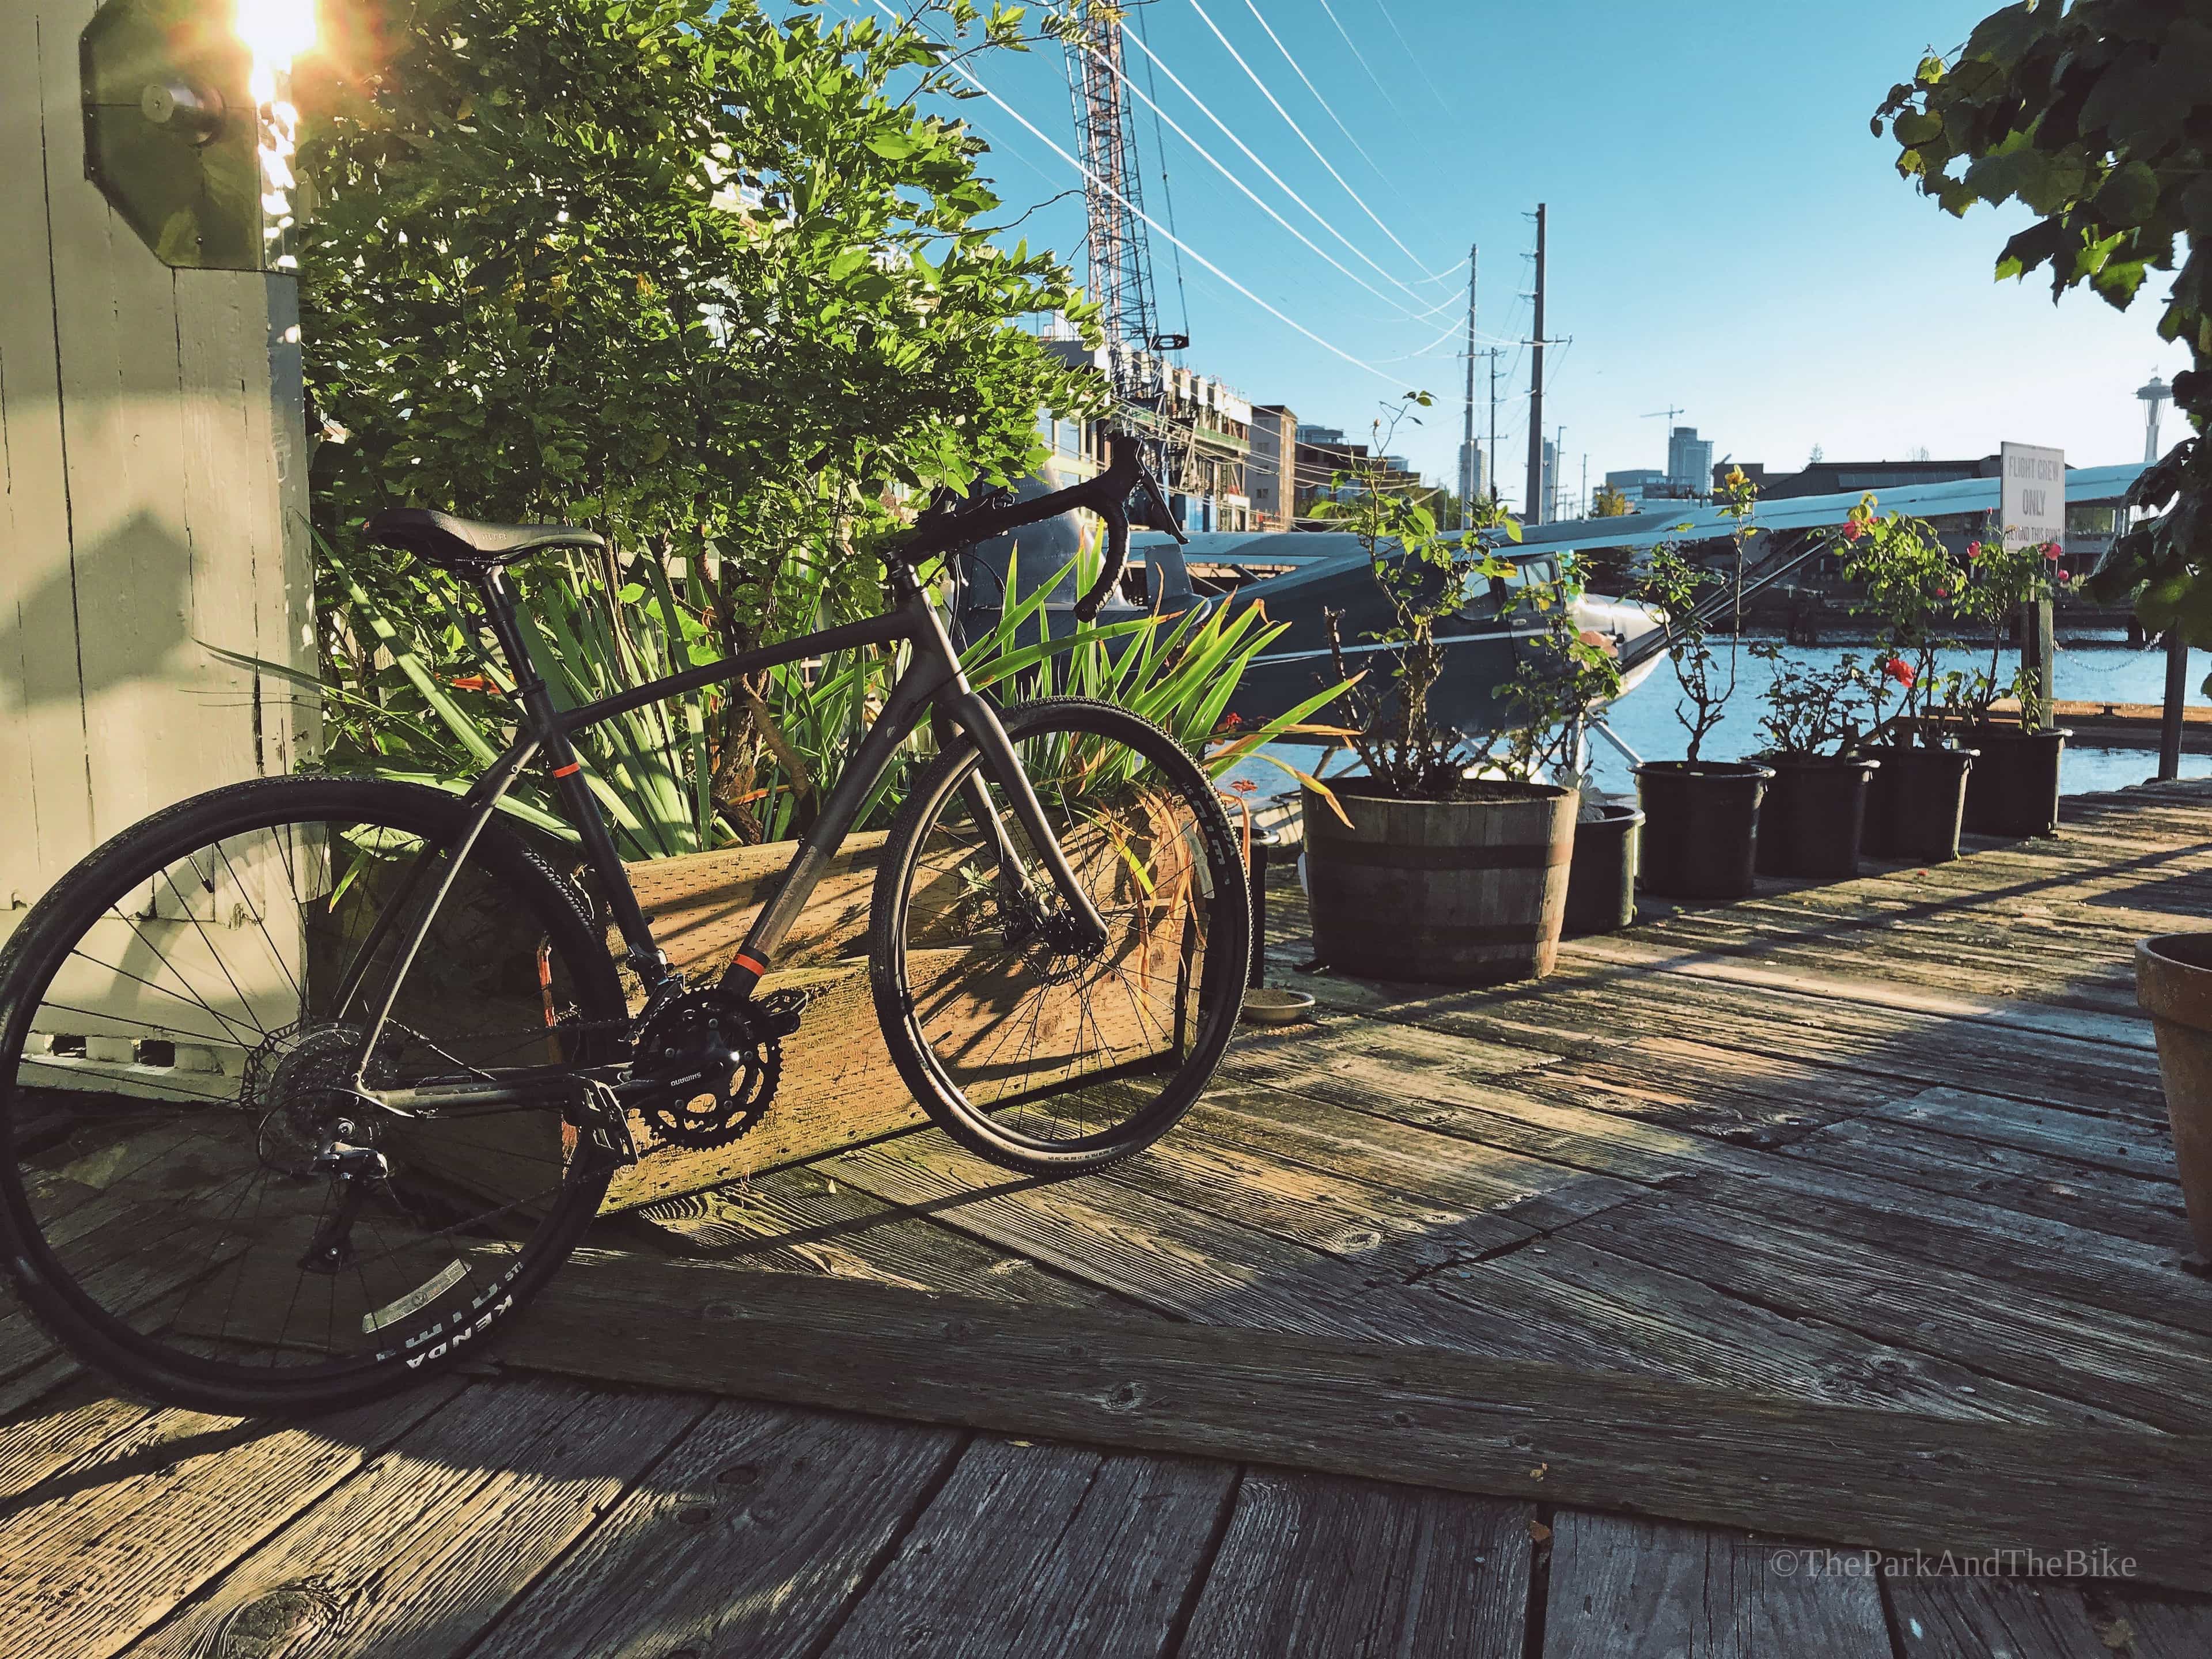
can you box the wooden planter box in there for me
[406,801,1218,1217]
[599,833,915,1210]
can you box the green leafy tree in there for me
[303,0,1098,607]
[293,0,1103,836]
[1873,4,2209,653]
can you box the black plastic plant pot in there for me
[1864,744,1978,863]
[1961,727,2070,838]
[1632,761,1772,899]
[1562,802,1643,936]
[1756,756,1880,880]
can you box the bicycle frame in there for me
[340,561,1110,1113]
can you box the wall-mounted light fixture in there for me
[81,0,315,271]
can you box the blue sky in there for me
[837,0,2191,510]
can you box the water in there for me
[1220,640,2212,802]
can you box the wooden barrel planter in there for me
[1302,781,1578,985]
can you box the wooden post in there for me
[2021,600,2055,730]
[0,0,315,925]
[2161,629,2190,781]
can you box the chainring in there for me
[632,987,806,1150]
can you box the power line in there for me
[1112,14,1449,310]
[1069,29,1459,327]
[1313,0,1415,131]
[860,0,1415,387]
[1181,0,1454,286]
[1234,0,1410,211]
[1369,0,1453,120]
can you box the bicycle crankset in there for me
[632,986,808,1150]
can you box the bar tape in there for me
[551,762,582,778]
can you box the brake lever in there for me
[1136,467,1185,544]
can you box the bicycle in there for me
[0,437,1251,1415]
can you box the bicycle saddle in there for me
[365,507,605,570]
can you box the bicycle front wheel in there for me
[870,698,1251,1173]
[0,777,626,1415]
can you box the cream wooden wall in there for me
[0,0,316,921]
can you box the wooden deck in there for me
[10,778,2212,1655]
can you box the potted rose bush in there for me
[1839,499,1980,862]
[1944,530,2072,837]
[1749,646,1878,878]
[1629,469,1771,898]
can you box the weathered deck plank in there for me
[481,1253,2212,1592]
[1178,1470,1533,1658]
[1541,1513,1892,1658]
[0,1382,462,1659]
[120,1380,706,1659]
[821,1438,1233,1658]
[465,1399,965,1659]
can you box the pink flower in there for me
[1841,519,1866,542]
[2056,567,2070,580]
[1966,541,1983,561]
[1883,657,1915,688]
[1934,587,1949,599]
[2044,542,2062,561]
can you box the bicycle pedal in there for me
[751,987,809,1040]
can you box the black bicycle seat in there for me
[365,507,605,570]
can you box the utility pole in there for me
[1460,243,1478,530]
[1524,203,1547,525]
[1484,348,1502,505]
[1552,423,1567,522]
[1579,453,1589,522]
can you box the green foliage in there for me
[1945,526,2059,729]
[1313,402,1530,797]
[1836,494,1967,736]
[1469,578,1625,786]
[1632,468,1760,763]
[1751,645,1873,759]
[298,0,1105,649]
[1590,483,1635,518]
[1874,3,2210,649]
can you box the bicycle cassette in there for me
[632,986,806,1150]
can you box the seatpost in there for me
[476,569,673,993]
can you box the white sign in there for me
[1999,441,2066,551]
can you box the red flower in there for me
[1966,541,1983,560]
[2056,567,2070,580]
[1221,712,1245,730]
[1934,587,1949,599]
[449,675,489,691]
[2044,542,2062,561]
[1840,519,1866,542]
[1883,657,1915,688]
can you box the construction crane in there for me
[1060,2,1188,499]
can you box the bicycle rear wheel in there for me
[870,698,1250,1173]
[0,777,624,1415]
